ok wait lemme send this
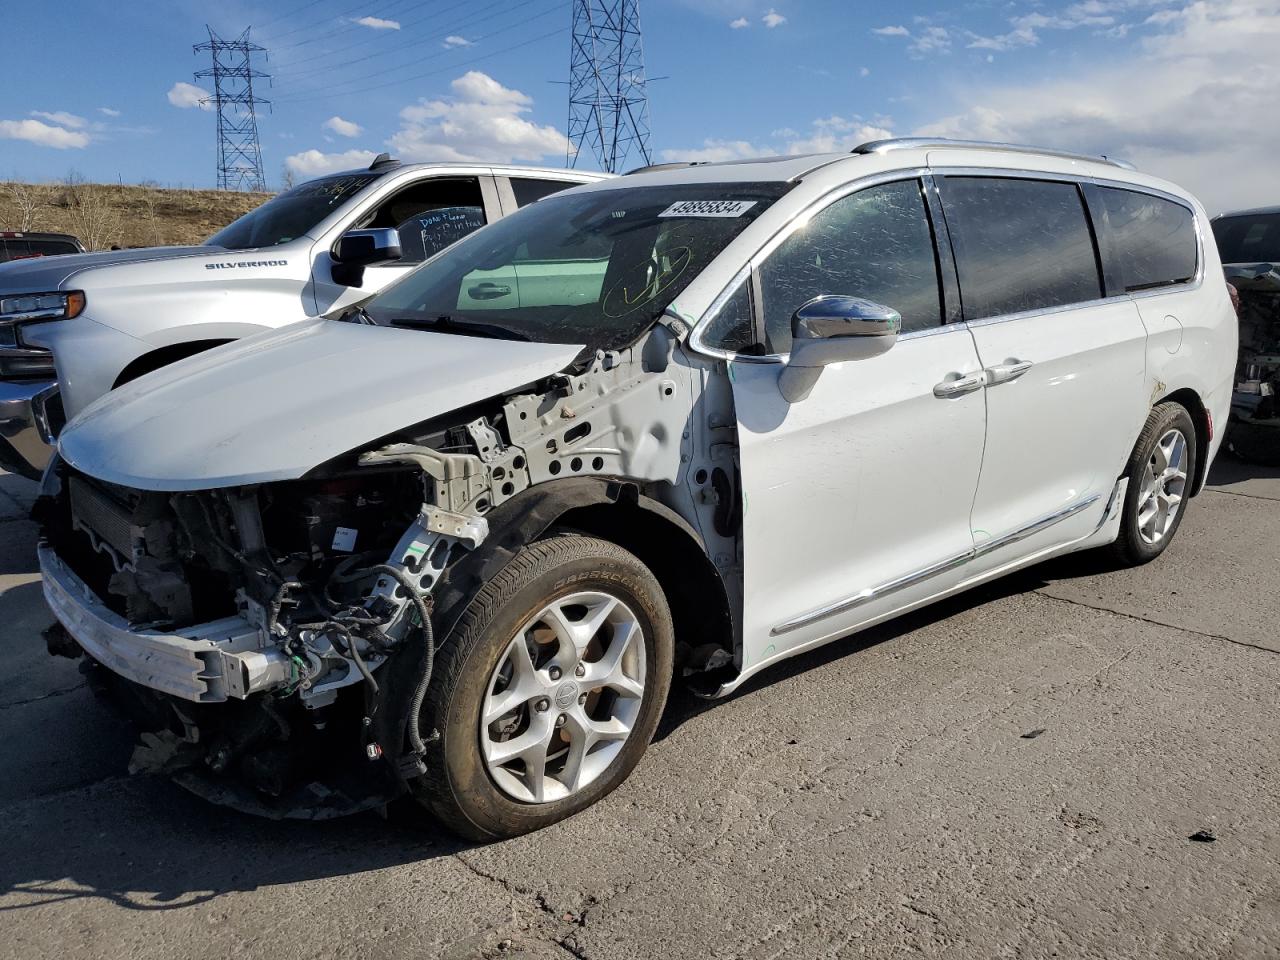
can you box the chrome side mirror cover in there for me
[778,295,901,402]
[332,228,403,287]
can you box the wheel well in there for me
[113,339,235,388]
[553,502,735,672]
[1159,387,1210,495]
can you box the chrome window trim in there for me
[689,164,1206,363]
[770,493,1103,636]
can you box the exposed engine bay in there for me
[36,324,742,816]
[1225,263,1280,463]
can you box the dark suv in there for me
[0,232,87,263]
[1213,206,1280,463]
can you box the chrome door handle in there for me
[986,359,1033,385]
[933,372,986,398]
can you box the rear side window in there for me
[25,239,79,257]
[511,178,573,207]
[757,179,943,352]
[941,177,1102,320]
[1213,212,1280,265]
[1100,188,1197,290]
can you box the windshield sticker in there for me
[658,200,758,219]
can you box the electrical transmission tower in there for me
[194,27,270,191]
[567,0,653,173]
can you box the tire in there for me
[1109,401,1198,566]
[411,534,674,840]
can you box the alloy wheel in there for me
[480,591,646,804]
[1136,427,1188,545]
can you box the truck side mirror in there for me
[332,228,402,287]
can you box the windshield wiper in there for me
[389,315,530,341]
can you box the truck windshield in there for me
[365,182,789,353]
[1214,213,1280,265]
[206,173,378,250]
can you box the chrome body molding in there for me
[771,493,1104,637]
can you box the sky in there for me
[1,0,1277,214]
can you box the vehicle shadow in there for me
[1206,451,1280,486]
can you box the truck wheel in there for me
[1109,401,1197,566]
[412,534,673,840]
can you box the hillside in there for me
[0,179,273,251]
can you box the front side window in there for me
[367,182,789,353]
[360,178,488,264]
[755,179,942,353]
[941,177,1102,320]
[1101,188,1197,290]
[206,173,379,250]
[1213,211,1280,266]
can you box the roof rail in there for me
[852,138,1137,171]
[623,161,702,176]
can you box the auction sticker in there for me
[658,200,757,218]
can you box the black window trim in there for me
[689,165,1204,362]
[1085,182,1200,294]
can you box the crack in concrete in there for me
[1204,487,1280,503]
[0,682,86,711]
[1031,590,1280,657]
[451,853,592,958]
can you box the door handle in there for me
[986,359,1033,385]
[933,372,986,398]
[468,282,511,300]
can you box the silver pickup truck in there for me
[0,156,606,478]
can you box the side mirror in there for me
[331,228,402,287]
[777,295,900,402]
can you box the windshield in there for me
[365,182,790,353]
[1214,213,1280,265]
[206,173,379,250]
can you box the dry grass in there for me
[0,180,273,250]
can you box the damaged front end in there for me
[36,436,483,817]
[1225,263,1280,464]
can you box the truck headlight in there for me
[0,291,85,322]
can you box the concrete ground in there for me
[1,460,1278,960]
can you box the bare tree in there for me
[63,171,120,250]
[280,164,296,190]
[5,181,42,231]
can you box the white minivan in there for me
[37,139,1236,838]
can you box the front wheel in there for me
[1109,401,1197,566]
[412,534,673,840]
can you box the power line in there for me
[274,0,560,90]
[568,0,652,172]
[271,24,568,104]
[268,0,425,49]
[194,27,271,191]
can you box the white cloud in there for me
[729,16,749,29]
[355,15,400,30]
[284,148,378,178]
[661,116,895,164]
[30,110,87,129]
[762,9,786,28]
[98,107,121,118]
[167,81,211,110]
[443,35,473,47]
[0,118,91,149]
[872,21,950,55]
[323,115,363,137]
[859,66,871,77]
[913,0,1280,214]
[388,70,570,163]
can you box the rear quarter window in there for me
[1099,188,1197,290]
[940,177,1102,321]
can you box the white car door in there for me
[710,178,988,672]
[935,174,1150,572]
[310,175,503,315]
